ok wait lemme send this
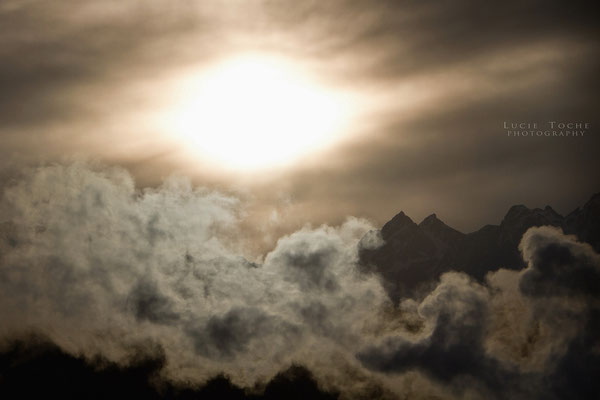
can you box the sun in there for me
[165,54,352,171]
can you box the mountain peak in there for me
[419,213,464,244]
[584,192,600,209]
[502,204,533,225]
[381,211,416,237]
[501,202,564,232]
[505,204,530,218]
[419,213,446,230]
[542,205,562,219]
[384,211,414,226]
[420,213,438,223]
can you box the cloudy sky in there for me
[1,1,600,399]
[1,0,598,247]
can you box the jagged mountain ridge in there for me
[359,192,600,302]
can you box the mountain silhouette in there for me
[359,192,600,302]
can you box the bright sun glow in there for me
[165,55,352,170]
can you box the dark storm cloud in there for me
[518,227,600,399]
[265,230,345,292]
[357,273,514,395]
[188,307,299,360]
[357,226,600,399]
[128,279,180,324]
[519,226,600,298]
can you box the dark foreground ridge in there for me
[0,336,339,400]
[359,192,600,301]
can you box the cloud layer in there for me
[0,163,390,397]
[0,164,599,399]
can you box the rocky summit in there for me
[359,192,600,302]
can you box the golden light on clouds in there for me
[159,54,356,171]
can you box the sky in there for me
[1,1,600,399]
[1,0,598,248]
